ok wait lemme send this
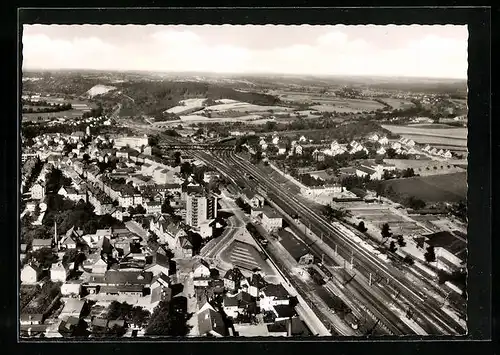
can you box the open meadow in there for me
[380,172,467,203]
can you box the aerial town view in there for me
[19,24,468,338]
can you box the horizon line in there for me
[21,67,467,81]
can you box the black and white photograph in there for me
[19,22,470,339]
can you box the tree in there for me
[386,148,397,159]
[62,249,80,266]
[145,301,190,336]
[405,196,426,210]
[381,223,392,244]
[173,152,182,166]
[180,162,193,177]
[424,246,436,263]
[357,221,368,233]
[30,247,58,268]
[403,255,414,265]
[389,241,397,253]
[397,235,406,247]
[402,168,415,178]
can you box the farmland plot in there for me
[380,172,467,203]
[381,125,467,139]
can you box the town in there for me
[20,25,469,339]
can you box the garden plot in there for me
[349,207,429,236]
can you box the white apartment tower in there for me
[185,193,218,229]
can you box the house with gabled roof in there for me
[150,272,172,305]
[50,262,68,282]
[240,272,268,298]
[224,268,245,293]
[144,252,170,276]
[21,264,42,284]
[176,235,193,258]
[193,259,211,278]
[197,302,227,337]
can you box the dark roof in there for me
[278,229,310,261]
[92,317,109,328]
[249,273,268,288]
[224,268,244,282]
[273,304,296,318]
[197,304,226,337]
[145,253,170,271]
[223,295,239,307]
[103,270,154,285]
[242,188,256,199]
[100,285,144,293]
[261,283,289,300]
[108,319,126,328]
[32,239,52,246]
[424,231,467,257]
[268,318,310,336]
[262,206,281,219]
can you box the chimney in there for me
[287,318,292,337]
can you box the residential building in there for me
[241,189,265,209]
[32,239,53,251]
[150,272,172,305]
[193,259,211,278]
[144,200,162,215]
[50,262,67,282]
[144,253,171,277]
[61,280,82,296]
[60,299,86,319]
[21,264,41,284]
[223,268,244,293]
[58,186,85,203]
[378,136,389,145]
[176,236,193,258]
[197,302,227,337]
[261,206,283,232]
[222,291,255,319]
[186,193,218,229]
[31,183,45,200]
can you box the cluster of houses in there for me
[191,259,309,337]
[25,130,223,239]
[20,223,179,337]
[422,145,453,159]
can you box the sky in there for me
[22,25,468,79]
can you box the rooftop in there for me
[278,229,310,262]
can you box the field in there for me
[196,101,293,113]
[164,98,207,115]
[382,124,467,151]
[347,205,430,236]
[379,97,415,109]
[380,172,467,203]
[22,98,94,122]
[381,124,467,139]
